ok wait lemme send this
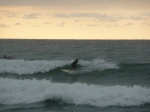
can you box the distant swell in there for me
[0,59,118,75]
[0,78,150,107]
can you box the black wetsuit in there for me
[71,60,78,70]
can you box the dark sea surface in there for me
[0,39,150,112]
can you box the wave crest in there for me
[79,59,119,73]
[0,59,70,75]
[0,59,118,75]
[0,78,150,107]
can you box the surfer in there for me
[3,55,11,59]
[3,55,7,59]
[71,59,78,70]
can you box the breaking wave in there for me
[0,78,150,107]
[0,59,118,75]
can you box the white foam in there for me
[0,59,70,75]
[0,59,118,75]
[79,59,119,73]
[0,78,150,107]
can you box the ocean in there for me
[0,39,150,112]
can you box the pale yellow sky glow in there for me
[0,0,150,39]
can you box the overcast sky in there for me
[0,0,150,11]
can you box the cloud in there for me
[23,13,40,19]
[55,12,122,22]
[58,22,65,27]
[44,22,52,24]
[55,12,104,18]
[74,19,80,22]
[129,15,149,20]
[0,10,11,13]
[125,23,133,26]
[0,24,9,27]
[87,24,99,27]
[0,10,17,17]
[141,22,150,26]
[5,13,16,17]
[140,12,150,16]
[55,13,100,18]
[55,12,150,24]
[15,23,21,25]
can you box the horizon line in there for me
[0,38,150,41]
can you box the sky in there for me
[0,0,150,39]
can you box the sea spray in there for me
[80,59,119,73]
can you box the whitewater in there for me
[1,78,150,107]
[0,59,118,75]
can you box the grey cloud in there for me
[140,12,150,16]
[0,10,11,13]
[5,13,16,17]
[87,24,99,27]
[141,22,150,26]
[15,23,21,25]
[0,11,17,17]
[74,19,80,22]
[58,22,65,27]
[23,13,40,19]
[0,24,9,27]
[44,22,52,24]
[125,23,133,26]
[55,13,123,22]
[0,0,149,10]
[55,13,100,18]
[129,15,149,20]
[55,12,150,24]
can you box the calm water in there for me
[0,39,150,112]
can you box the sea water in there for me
[0,40,150,112]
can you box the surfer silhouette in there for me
[71,59,78,70]
[3,55,11,59]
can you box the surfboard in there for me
[61,69,77,74]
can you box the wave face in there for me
[0,78,150,107]
[0,59,118,75]
[0,59,70,75]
